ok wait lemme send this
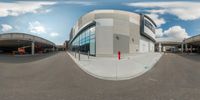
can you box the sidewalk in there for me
[68,52,163,81]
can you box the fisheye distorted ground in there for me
[0,52,200,100]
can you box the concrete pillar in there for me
[173,47,176,52]
[181,43,184,53]
[185,44,188,52]
[172,47,174,52]
[191,45,193,53]
[78,50,80,61]
[198,46,200,53]
[175,46,178,52]
[31,41,35,55]
[163,46,166,52]
[52,46,55,52]
[159,43,162,52]
[199,46,200,53]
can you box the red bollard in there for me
[118,51,120,60]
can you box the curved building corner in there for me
[68,10,157,57]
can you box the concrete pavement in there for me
[0,52,200,100]
[0,52,58,63]
[68,52,163,80]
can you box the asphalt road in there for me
[0,52,200,100]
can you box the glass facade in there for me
[70,26,96,56]
[144,19,155,33]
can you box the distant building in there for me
[56,45,65,51]
[68,10,157,56]
[64,40,68,50]
[183,34,200,53]
[0,33,56,55]
[156,34,200,53]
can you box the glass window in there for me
[89,35,94,39]
[70,26,95,56]
[86,38,89,43]
[86,30,89,37]
[144,19,155,33]
[90,27,95,35]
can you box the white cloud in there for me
[1,24,13,32]
[146,13,165,27]
[28,21,59,37]
[155,28,164,38]
[164,26,189,40]
[156,26,189,41]
[0,1,56,17]
[64,1,95,6]
[146,9,166,14]
[50,32,59,37]
[29,21,46,34]
[126,1,200,21]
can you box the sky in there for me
[0,0,200,44]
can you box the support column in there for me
[171,47,174,52]
[190,45,193,53]
[163,46,166,52]
[159,43,162,52]
[175,46,177,52]
[199,46,200,53]
[181,43,184,53]
[52,46,55,52]
[185,44,188,52]
[31,41,35,55]
[199,45,200,53]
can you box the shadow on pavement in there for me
[0,52,59,63]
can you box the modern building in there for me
[64,40,69,51]
[56,45,66,51]
[0,33,56,55]
[68,10,157,56]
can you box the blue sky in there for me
[0,0,200,44]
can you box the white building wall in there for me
[129,14,140,53]
[139,36,154,53]
[139,36,149,52]
[95,18,113,26]
[149,41,155,52]
[95,17,114,56]
[69,10,156,56]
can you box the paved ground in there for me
[68,52,162,80]
[0,52,58,63]
[0,52,200,100]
